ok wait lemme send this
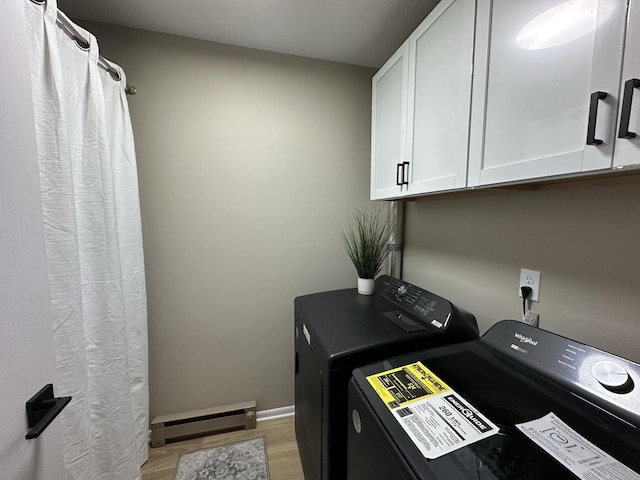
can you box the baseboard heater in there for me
[150,400,256,447]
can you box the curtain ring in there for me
[109,68,121,81]
[30,0,46,4]
[74,36,90,51]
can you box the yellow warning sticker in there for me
[366,362,451,410]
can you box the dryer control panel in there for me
[375,275,476,335]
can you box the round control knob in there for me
[397,285,409,297]
[592,360,633,392]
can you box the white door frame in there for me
[0,2,66,478]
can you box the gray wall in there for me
[75,21,640,420]
[403,179,640,364]
[84,22,376,417]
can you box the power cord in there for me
[520,286,532,315]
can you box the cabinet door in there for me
[371,42,409,200]
[614,0,640,167]
[469,0,628,186]
[407,0,475,195]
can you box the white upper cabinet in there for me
[406,0,476,195]
[614,0,640,167]
[371,42,409,200]
[370,0,475,200]
[468,0,628,187]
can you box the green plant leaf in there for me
[339,206,395,279]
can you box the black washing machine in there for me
[348,320,640,479]
[294,275,479,480]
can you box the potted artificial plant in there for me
[340,206,395,295]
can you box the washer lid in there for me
[351,339,640,480]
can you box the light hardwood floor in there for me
[141,416,305,480]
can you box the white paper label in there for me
[391,392,500,459]
[366,362,499,459]
[517,413,640,480]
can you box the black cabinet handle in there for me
[586,91,607,145]
[25,384,71,439]
[295,352,299,375]
[396,163,404,187]
[618,78,640,139]
[395,162,410,189]
[402,161,410,186]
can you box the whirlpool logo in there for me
[514,332,538,346]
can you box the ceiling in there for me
[57,0,439,68]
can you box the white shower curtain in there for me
[24,1,149,479]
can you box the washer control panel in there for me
[482,320,640,428]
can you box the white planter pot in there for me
[357,277,375,295]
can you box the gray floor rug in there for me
[173,436,270,480]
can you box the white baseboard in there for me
[256,405,295,422]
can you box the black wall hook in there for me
[25,384,71,439]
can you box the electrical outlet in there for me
[519,268,541,302]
